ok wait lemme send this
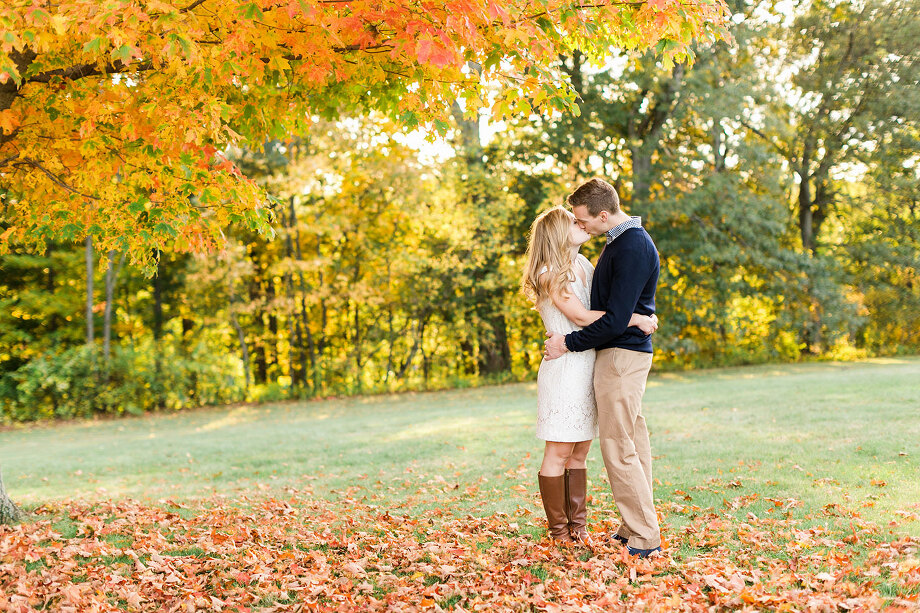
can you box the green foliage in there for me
[0,342,244,423]
[497,0,920,368]
[0,246,86,370]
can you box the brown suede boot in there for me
[565,468,593,546]
[538,473,573,542]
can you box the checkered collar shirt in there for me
[605,216,642,244]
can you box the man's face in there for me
[572,205,607,236]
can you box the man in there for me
[543,177,662,558]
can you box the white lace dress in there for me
[535,254,598,442]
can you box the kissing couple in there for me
[522,177,662,558]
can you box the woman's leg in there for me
[565,440,592,470]
[538,441,576,542]
[540,441,576,477]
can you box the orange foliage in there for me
[0,1,730,265]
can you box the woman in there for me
[522,206,658,545]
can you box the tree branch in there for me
[27,60,155,85]
[637,63,685,139]
[738,118,791,161]
[13,157,99,200]
[0,153,19,168]
[180,0,208,12]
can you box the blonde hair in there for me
[522,206,577,306]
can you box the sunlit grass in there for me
[2,357,918,536]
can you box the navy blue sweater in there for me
[564,227,659,353]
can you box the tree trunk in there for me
[352,299,362,393]
[291,198,318,393]
[384,305,396,384]
[421,322,431,386]
[628,63,685,212]
[796,170,823,353]
[85,236,94,346]
[227,274,252,392]
[278,199,310,389]
[396,316,428,380]
[629,146,653,209]
[181,317,197,397]
[450,62,483,158]
[244,251,268,386]
[712,118,726,173]
[563,51,587,156]
[285,315,299,386]
[451,100,481,156]
[229,308,251,391]
[315,237,328,356]
[254,333,268,384]
[0,466,21,525]
[459,339,477,375]
[0,50,35,135]
[153,251,164,386]
[444,105,512,378]
[265,282,279,371]
[477,312,512,375]
[798,171,815,252]
[45,239,55,292]
[103,249,124,364]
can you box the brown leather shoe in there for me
[538,473,574,542]
[565,468,593,546]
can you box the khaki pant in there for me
[594,347,659,549]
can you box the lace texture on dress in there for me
[535,254,598,442]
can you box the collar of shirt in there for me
[605,216,642,244]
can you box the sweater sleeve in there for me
[564,235,654,352]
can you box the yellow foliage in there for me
[0,0,730,267]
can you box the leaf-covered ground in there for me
[3,361,919,610]
[3,484,918,612]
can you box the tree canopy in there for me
[1,0,730,266]
[1,0,918,423]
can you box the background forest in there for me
[2,0,918,422]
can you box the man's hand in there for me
[635,314,659,335]
[544,332,569,360]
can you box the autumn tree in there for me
[0,0,730,269]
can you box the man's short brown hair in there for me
[566,178,620,217]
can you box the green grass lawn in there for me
[3,357,918,536]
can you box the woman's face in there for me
[567,213,591,247]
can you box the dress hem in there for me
[535,434,599,442]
